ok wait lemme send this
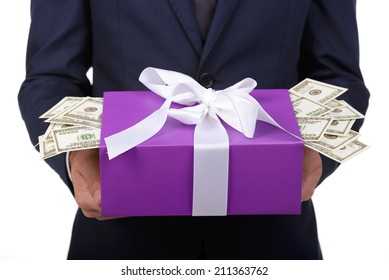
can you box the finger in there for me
[301,147,323,201]
[72,167,101,213]
[301,180,316,201]
[96,216,122,221]
[92,188,102,207]
[82,208,102,219]
[74,184,100,208]
[74,186,102,220]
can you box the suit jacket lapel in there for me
[200,0,238,65]
[168,0,203,56]
[168,0,239,66]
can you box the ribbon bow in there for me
[104,67,296,216]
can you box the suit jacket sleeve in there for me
[18,0,93,194]
[299,0,370,184]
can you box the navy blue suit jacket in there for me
[18,0,369,259]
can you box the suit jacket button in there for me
[199,73,214,88]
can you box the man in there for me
[18,0,369,259]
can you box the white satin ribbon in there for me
[104,67,298,216]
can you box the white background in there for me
[0,1,388,279]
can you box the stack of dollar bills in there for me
[290,78,368,163]
[38,79,368,163]
[39,97,103,159]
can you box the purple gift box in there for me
[100,89,304,216]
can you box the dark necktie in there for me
[193,0,218,40]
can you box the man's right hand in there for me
[69,149,107,220]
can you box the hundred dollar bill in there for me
[336,100,353,107]
[296,117,333,141]
[40,96,85,119]
[45,115,91,128]
[312,130,359,151]
[42,123,76,140]
[290,78,347,104]
[52,126,100,154]
[306,140,368,163]
[49,97,103,128]
[324,104,365,120]
[289,91,300,102]
[292,97,332,117]
[324,119,356,136]
[39,136,57,159]
[324,99,344,109]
